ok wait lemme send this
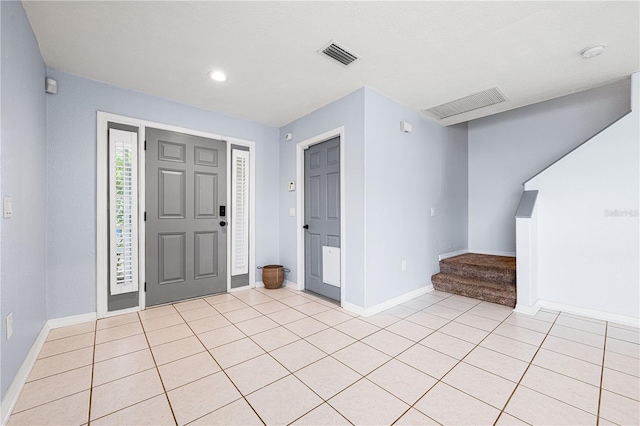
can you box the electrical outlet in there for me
[401,260,407,271]
[6,313,13,339]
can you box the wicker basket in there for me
[259,265,288,289]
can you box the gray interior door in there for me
[145,128,227,306]
[304,137,340,301]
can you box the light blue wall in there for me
[0,0,3,399]
[45,69,280,319]
[1,0,48,398]
[468,79,631,254]
[278,87,468,310]
[279,89,366,307]
[363,88,468,308]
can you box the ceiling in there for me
[23,1,640,127]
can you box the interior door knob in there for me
[303,224,309,229]
[220,221,227,227]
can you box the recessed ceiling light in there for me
[581,44,606,59]
[208,71,227,82]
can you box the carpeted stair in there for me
[431,253,516,307]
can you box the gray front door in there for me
[145,128,227,306]
[304,136,340,301]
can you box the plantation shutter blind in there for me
[109,128,139,295]
[232,150,250,276]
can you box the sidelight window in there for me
[109,127,139,294]
[232,149,250,276]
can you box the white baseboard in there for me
[341,301,366,316]
[439,249,516,261]
[230,285,251,293]
[471,249,516,257]
[48,312,97,329]
[1,322,50,425]
[342,285,435,317]
[362,285,434,317]
[439,250,469,261]
[514,301,541,316]
[101,307,138,319]
[538,300,640,328]
[254,280,300,291]
[515,299,640,327]
[284,280,302,291]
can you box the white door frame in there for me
[96,111,256,318]
[296,127,346,305]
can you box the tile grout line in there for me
[492,311,561,425]
[535,340,607,366]
[252,294,607,425]
[175,297,268,426]
[115,298,506,421]
[596,322,609,426]
[85,296,442,421]
[87,313,232,423]
[231,297,357,425]
[391,298,498,422]
[202,289,396,424]
[7,328,98,420]
[321,294,506,424]
[138,311,180,426]
[299,293,470,425]
[16,290,634,425]
[34,342,95,361]
[23,353,94,384]
[86,319,98,425]
[272,293,446,424]
[387,300,518,425]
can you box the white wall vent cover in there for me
[424,87,508,120]
[318,41,359,66]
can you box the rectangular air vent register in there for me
[424,87,508,120]
[318,41,359,66]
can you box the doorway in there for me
[97,112,257,318]
[145,128,227,306]
[297,131,344,303]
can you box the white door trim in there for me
[296,127,346,306]
[96,111,256,318]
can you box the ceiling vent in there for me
[424,87,508,120]
[318,41,359,66]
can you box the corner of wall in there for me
[361,89,470,309]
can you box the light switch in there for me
[6,313,13,339]
[3,197,12,219]
[289,208,296,217]
[430,207,436,217]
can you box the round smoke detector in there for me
[581,44,607,59]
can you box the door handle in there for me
[220,221,227,227]
[303,224,309,229]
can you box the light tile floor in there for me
[8,287,640,425]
